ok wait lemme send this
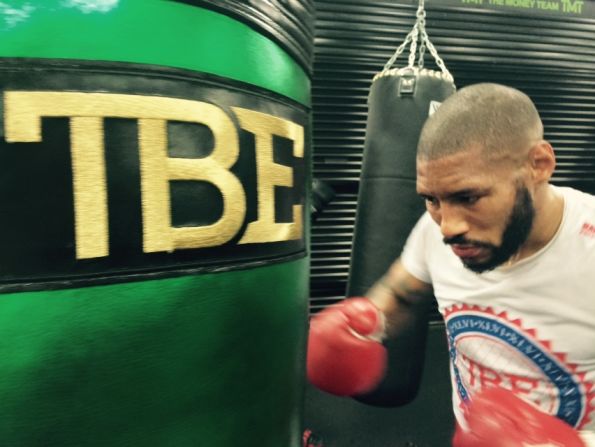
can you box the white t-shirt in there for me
[401,185,595,434]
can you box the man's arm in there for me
[355,259,435,406]
[306,255,435,404]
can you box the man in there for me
[307,83,595,446]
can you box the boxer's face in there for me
[416,148,535,273]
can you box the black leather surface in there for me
[0,59,308,288]
[348,73,456,297]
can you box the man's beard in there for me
[444,185,536,273]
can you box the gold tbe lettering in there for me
[138,103,245,252]
[70,117,109,259]
[232,107,304,244]
[5,92,112,259]
[4,91,304,260]
[4,92,246,258]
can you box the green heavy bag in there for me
[0,1,313,446]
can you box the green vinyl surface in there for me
[0,0,310,105]
[0,258,309,446]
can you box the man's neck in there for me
[517,184,564,261]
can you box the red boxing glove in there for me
[306,297,387,396]
[453,387,586,447]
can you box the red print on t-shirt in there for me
[580,222,595,237]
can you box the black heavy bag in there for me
[346,2,457,405]
[347,0,456,298]
[347,67,456,297]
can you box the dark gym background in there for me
[306,1,595,445]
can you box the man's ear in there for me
[528,140,556,183]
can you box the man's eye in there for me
[456,195,480,205]
[424,197,439,207]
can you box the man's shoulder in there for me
[558,185,595,211]
[410,211,441,240]
[557,186,595,245]
[415,211,437,229]
[407,211,450,257]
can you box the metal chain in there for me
[408,0,425,68]
[416,0,427,68]
[408,25,419,68]
[421,28,453,80]
[380,0,453,81]
[382,30,415,71]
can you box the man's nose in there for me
[438,205,469,240]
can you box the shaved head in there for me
[417,83,543,164]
